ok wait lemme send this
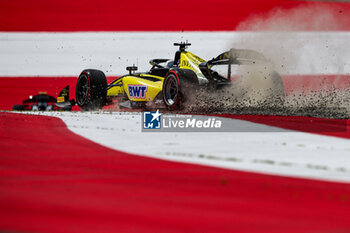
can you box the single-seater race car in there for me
[57,42,284,111]
[13,91,72,111]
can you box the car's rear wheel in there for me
[76,69,107,111]
[162,69,198,110]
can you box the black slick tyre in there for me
[75,69,107,110]
[162,69,198,110]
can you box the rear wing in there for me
[199,48,271,85]
[210,49,269,66]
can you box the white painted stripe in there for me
[1,32,350,76]
[25,111,350,183]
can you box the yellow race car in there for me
[57,42,284,111]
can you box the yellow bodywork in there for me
[107,74,163,102]
[179,51,205,77]
[57,96,65,103]
[106,52,206,102]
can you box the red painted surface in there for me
[0,77,116,111]
[0,0,350,31]
[1,112,350,233]
[283,74,350,94]
[219,114,350,139]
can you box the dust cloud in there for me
[236,3,348,31]
[185,3,350,118]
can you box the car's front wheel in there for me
[76,69,107,111]
[162,69,198,110]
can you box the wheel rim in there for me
[76,75,89,106]
[164,75,179,106]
